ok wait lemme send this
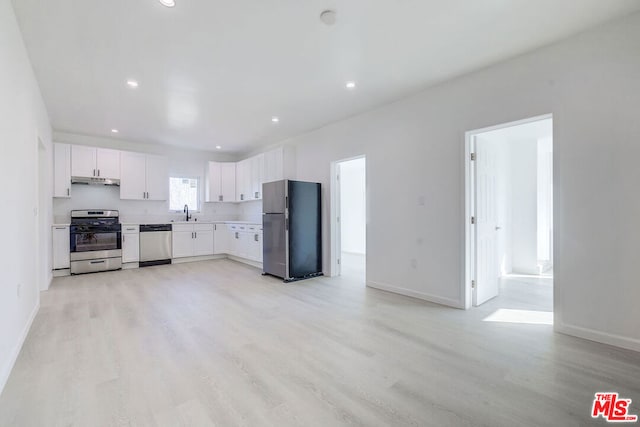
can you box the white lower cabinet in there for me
[52,226,70,270]
[122,225,140,263]
[226,224,262,262]
[172,223,214,258]
[213,224,230,254]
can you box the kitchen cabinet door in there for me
[71,145,97,178]
[220,162,236,202]
[145,154,168,201]
[120,151,146,200]
[213,224,229,254]
[248,232,262,262]
[206,162,222,202]
[122,232,140,263]
[235,159,247,201]
[52,226,70,269]
[96,148,120,179]
[194,230,214,256]
[53,143,71,198]
[264,147,284,183]
[250,154,265,200]
[172,231,194,258]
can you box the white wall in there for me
[52,132,240,223]
[339,158,366,254]
[283,13,640,350]
[510,138,538,275]
[0,0,52,392]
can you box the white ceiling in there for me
[12,0,640,154]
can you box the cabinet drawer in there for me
[172,224,193,232]
[194,223,213,232]
[122,225,139,233]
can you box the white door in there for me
[172,231,194,258]
[145,154,168,201]
[122,233,140,263]
[120,151,146,200]
[53,143,71,198]
[194,230,214,256]
[71,145,97,178]
[220,163,236,202]
[474,136,500,306]
[96,148,120,179]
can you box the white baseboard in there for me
[0,301,40,395]
[556,322,640,353]
[227,255,263,270]
[367,280,464,309]
[170,254,227,264]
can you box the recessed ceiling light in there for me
[345,81,356,89]
[215,145,222,150]
[111,129,119,133]
[126,80,139,88]
[271,116,280,123]
[158,0,175,7]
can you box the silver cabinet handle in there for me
[97,169,100,177]
[67,188,70,196]
[195,232,197,239]
[219,195,223,202]
[93,169,96,177]
[214,224,217,231]
[254,234,259,242]
[90,260,105,264]
[123,235,125,242]
[55,227,66,230]
[235,232,239,239]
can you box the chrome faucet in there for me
[184,204,192,222]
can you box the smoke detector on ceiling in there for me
[320,10,337,26]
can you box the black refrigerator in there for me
[262,180,322,282]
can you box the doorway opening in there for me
[465,115,553,322]
[332,156,366,283]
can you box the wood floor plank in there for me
[1,259,639,426]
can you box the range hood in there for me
[71,176,120,186]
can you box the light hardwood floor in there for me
[1,259,639,426]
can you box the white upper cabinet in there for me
[264,147,284,184]
[71,145,120,179]
[96,148,120,179]
[250,153,265,200]
[236,158,252,202]
[120,152,168,200]
[71,145,96,178]
[145,154,168,201]
[207,162,236,202]
[120,151,146,200]
[53,143,71,198]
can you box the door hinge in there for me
[471,216,475,225]
[470,153,476,161]
[471,280,476,289]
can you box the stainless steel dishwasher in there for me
[139,224,172,267]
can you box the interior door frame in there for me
[330,155,366,277]
[464,113,552,309]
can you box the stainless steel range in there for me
[70,210,122,274]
